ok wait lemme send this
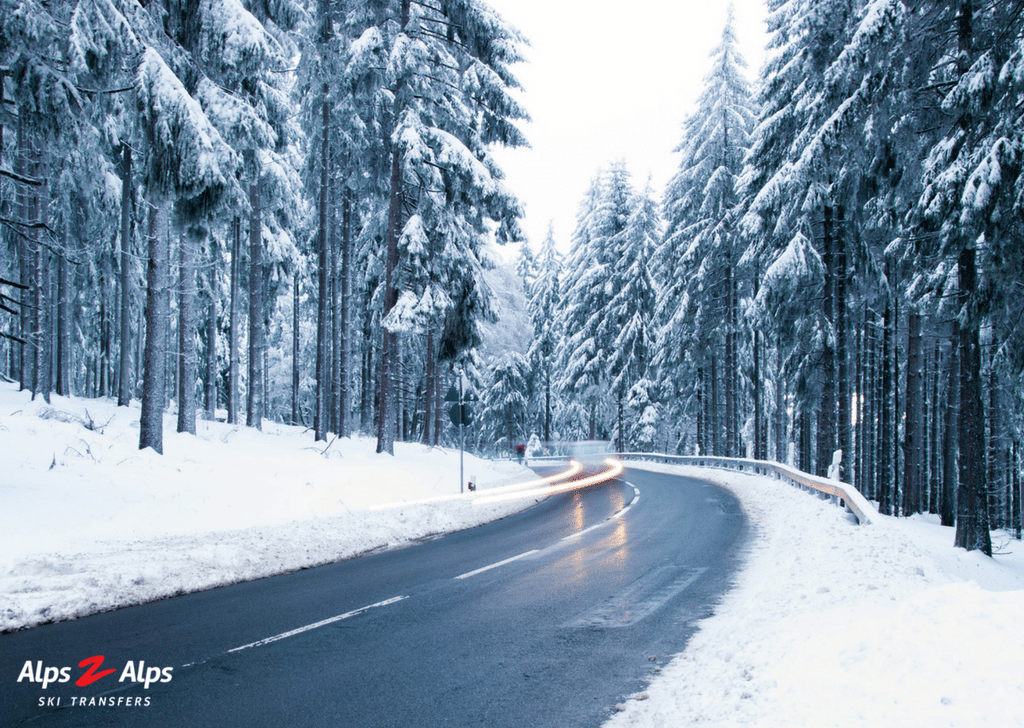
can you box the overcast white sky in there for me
[484,0,769,257]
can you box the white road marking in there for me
[454,549,540,580]
[226,595,408,653]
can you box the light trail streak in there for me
[369,460,583,511]
[472,458,625,506]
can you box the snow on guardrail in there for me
[525,452,874,525]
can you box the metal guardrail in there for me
[525,451,873,525]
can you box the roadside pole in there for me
[459,372,464,494]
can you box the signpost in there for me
[445,376,477,494]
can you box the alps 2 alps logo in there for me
[18,655,173,689]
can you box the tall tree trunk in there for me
[752,277,764,460]
[315,87,330,442]
[902,308,923,515]
[816,203,836,478]
[986,360,1002,528]
[377,0,411,455]
[377,131,403,455]
[941,336,958,527]
[434,364,443,446]
[140,204,167,453]
[424,328,435,444]
[204,249,217,421]
[228,217,241,425]
[339,188,352,437]
[56,218,72,397]
[951,0,991,554]
[954,244,991,554]
[329,181,340,434]
[710,353,720,456]
[292,270,300,426]
[836,206,851,482]
[247,163,264,431]
[880,288,894,515]
[696,365,705,455]
[774,346,785,463]
[16,116,30,391]
[928,340,941,514]
[118,142,134,406]
[544,365,551,445]
[32,149,51,404]
[725,272,737,457]
[177,228,199,434]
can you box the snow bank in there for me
[0,384,537,632]
[606,462,1024,728]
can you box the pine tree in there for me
[659,9,755,457]
[526,223,561,444]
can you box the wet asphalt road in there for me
[1,462,747,728]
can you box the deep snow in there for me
[0,383,539,632]
[606,462,1024,728]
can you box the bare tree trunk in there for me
[17,116,30,391]
[902,308,923,515]
[710,353,720,456]
[377,141,402,455]
[376,0,411,456]
[434,365,443,446]
[247,163,264,431]
[177,227,199,434]
[816,203,836,478]
[836,206,851,482]
[954,243,991,554]
[292,270,300,425]
[330,180,340,435]
[56,217,72,397]
[204,239,217,420]
[140,204,167,453]
[774,346,785,463]
[339,188,352,437]
[315,87,330,442]
[879,265,895,515]
[941,336,958,526]
[118,142,134,406]
[228,217,240,425]
[32,149,51,404]
[424,328,435,444]
[928,339,940,513]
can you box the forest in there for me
[1,0,1022,554]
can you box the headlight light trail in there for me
[472,458,624,506]
[370,459,583,511]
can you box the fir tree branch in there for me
[0,168,45,186]
[0,277,28,290]
[0,330,28,344]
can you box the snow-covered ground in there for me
[606,461,1024,728]
[0,383,538,633]
[4,383,1022,727]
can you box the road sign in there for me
[444,386,459,403]
[448,403,473,426]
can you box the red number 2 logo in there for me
[76,655,117,687]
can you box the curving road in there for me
[0,462,747,727]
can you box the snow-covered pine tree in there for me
[335,0,528,455]
[526,222,561,444]
[659,9,755,458]
[515,240,536,291]
[481,352,528,453]
[135,46,236,452]
[606,179,659,452]
[556,169,621,441]
[185,0,302,434]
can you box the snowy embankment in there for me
[0,383,536,633]
[607,461,1024,728]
